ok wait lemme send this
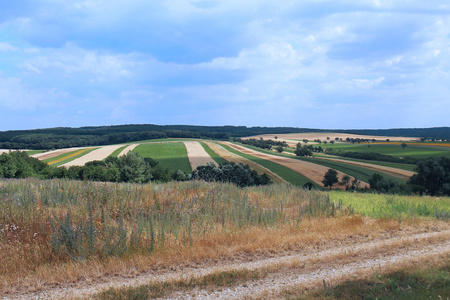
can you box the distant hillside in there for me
[0,125,448,150]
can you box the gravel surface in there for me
[7,230,449,300]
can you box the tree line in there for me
[0,151,271,187]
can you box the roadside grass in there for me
[325,143,450,159]
[108,145,129,158]
[97,269,265,299]
[329,190,450,220]
[199,142,227,165]
[134,142,192,173]
[289,260,450,300]
[44,148,97,166]
[220,143,318,188]
[0,179,365,290]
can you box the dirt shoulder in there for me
[8,227,449,299]
[220,142,369,188]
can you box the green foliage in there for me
[191,162,271,187]
[134,143,192,174]
[233,137,288,150]
[322,169,338,189]
[294,143,313,157]
[0,151,50,179]
[409,156,450,196]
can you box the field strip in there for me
[117,144,139,157]
[31,148,87,160]
[183,141,217,170]
[221,142,369,188]
[204,141,286,184]
[316,156,415,179]
[60,145,125,167]
[244,133,420,142]
[12,230,449,299]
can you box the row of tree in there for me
[233,138,288,150]
[0,151,271,187]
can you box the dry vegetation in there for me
[183,141,216,170]
[1,178,448,299]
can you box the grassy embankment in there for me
[133,142,192,174]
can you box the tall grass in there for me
[329,191,450,220]
[0,179,350,285]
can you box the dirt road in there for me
[184,141,216,170]
[8,228,449,299]
[220,142,369,188]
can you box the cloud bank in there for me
[0,0,449,130]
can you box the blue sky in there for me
[0,0,449,131]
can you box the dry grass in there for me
[0,178,448,295]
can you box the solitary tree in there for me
[409,156,450,195]
[401,143,407,149]
[322,169,339,189]
[275,146,283,153]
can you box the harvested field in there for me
[117,144,139,157]
[317,156,415,180]
[221,142,369,188]
[244,132,420,146]
[31,148,86,160]
[183,141,216,170]
[60,145,125,167]
[204,141,285,184]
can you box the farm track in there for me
[184,141,217,170]
[220,142,369,188]
[8,228,449,299]
[204,141,286,184]
[60,145,125,167]
[316,156,415,180]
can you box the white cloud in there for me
[0,42,19,52]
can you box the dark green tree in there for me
[322,169,338,189]
[409,156,450,195]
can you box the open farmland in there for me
[60,145,125,167]
[1,179,448,299]
[133,142,192,174]
[183,141,216,170]
[220,141,369,188]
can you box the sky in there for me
[0,0,449,131]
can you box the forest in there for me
[1,125,449,150]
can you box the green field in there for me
[220,143,319,188]
[316,154,417,172]
[233,144,405,184]
[134,142,192,174]
[325,143,450,159]
[200,142,227,165]
[329,191,450,219]
[108,145,129,158]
